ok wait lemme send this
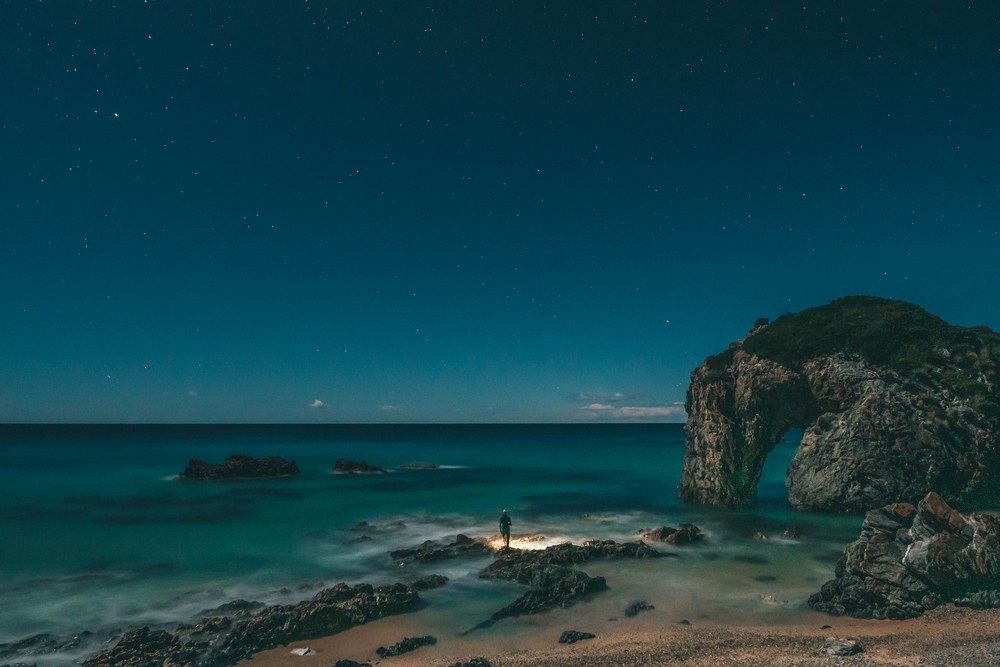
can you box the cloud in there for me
[579,402,685,421]
[309,399,328,409]
[617,406,685,418]
[379,404,403,412]
[577,392,628,404]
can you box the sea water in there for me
[0,424,864,664]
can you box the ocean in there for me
[0,424,865,665]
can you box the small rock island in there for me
[679,296,1000,512]
[179,454,300,481]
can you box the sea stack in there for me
[679,296,1000,512]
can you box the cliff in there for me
[679,296,1000,512]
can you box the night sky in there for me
[3,2,999,423]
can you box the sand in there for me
[239,605,1000,667]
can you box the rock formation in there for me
[679,296,1000,512]
[82,579,433,667]
[808,492,1000,619]
[179,454,300,481]
[332,459,387,474]
[475,540,663,626]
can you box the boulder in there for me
[179,454,299,480]
[817,637,862,656]
[679,297,1000,512]
[808,492,1000,619]
[332,459,386,474]
[640,523,702,545]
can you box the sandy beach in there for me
[240,604,1000,667]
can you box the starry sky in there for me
[2,2,999,424]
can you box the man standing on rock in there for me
[499,509,512,550]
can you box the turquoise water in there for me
[0,424,863,664]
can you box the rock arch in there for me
[677,298,1000,513]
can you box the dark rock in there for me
[333,661,371,667]
[179,454,300,481]
[640,522,702,545]
[375,635,436,657]
[82,581,421,667]
[473,540,661,626]
[624,600,654,617]
[399,462,439,470]
[678,619,691,625]
[332,459,386,474]
[679,296,1000,512]
[0,632,95,660]
[446,659,492,667]
[390,535,493,564]
[783,526,803,538]
[820,625,833,629]
[82,627,198,667]
[558,630,596,644]
[818,637,863,656]
[408,574,450,590]
[808,492,1000,619]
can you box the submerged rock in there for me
[624,600,654,617]
[332,459,387,474]
[808,492,1000,619]
[179,454,300,481]
[399,461,439,470]
[679,296,1000,512]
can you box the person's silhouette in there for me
[499,509,512,550]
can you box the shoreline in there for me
[239,603,1000,667]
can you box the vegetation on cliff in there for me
[742,296,999,413]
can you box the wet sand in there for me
[239,604,1000,667]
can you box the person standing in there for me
[499,509,512,550]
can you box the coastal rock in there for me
[476,540,661,624]
[332,661,371,667]
[375,635,436,657]
[81,627,198,667]
[179,454,300,481]
[640,522,702,545]
[818,637,863,656]
[82,581,424,667]
[332,459,386,474]
[446,660,492,667]
[808,492,1000,619]
[679,296,1000,512]
[558,630,596,644]
[390,534,493,564]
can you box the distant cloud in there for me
[580,402,685,421]
[188,390,198,397]
[577,392,628,404]
[309,399,328,409]
[617,406,684,418]
[379,404,403,412]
